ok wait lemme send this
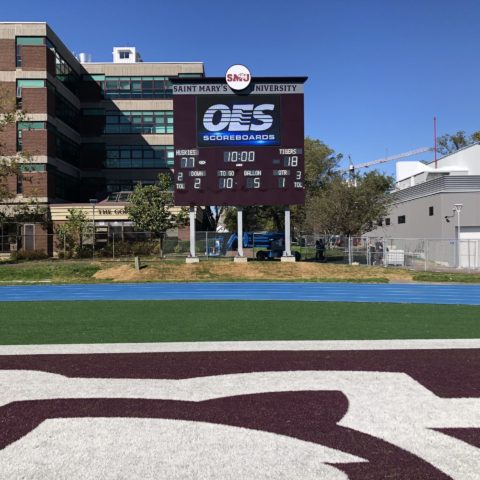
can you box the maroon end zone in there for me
[1,348,479,479]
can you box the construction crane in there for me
[346,147,433,179]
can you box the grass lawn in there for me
[3,259,480,284]
[0,259,411,283]
[0,300,479,345]
[0,262,100,282]
[412,271,480,283]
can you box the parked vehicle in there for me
[227,232,301,261]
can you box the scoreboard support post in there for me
[186,206,199,263]
[237,207,244,257]
[234,207,248,263]
[281,205,295,262]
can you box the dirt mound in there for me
[94,265,156,282]
[94,261,413,283]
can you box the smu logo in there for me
[225,65,252,91]
[226,73,250,82]
[203,104,274,132]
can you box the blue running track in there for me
[0,282,480,305]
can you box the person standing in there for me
[315,239,325,262]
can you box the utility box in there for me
[385,249,405,266]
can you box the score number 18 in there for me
[283,155,298,167]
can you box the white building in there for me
[367,144,480,268]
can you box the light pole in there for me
[453,203,463,238]
[454,203,463,268]
[89,199,98,259]
[446,204,463,267]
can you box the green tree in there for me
[436,130,480,155]
[127,173,187,257]
[303,136,341,192]
[55,208,91,258]
[305,171,394,236]
[0,86,26,202]
[436,131,469,155]
[215,137,393,238]
[223,205,284,232]
[205,205,226,231]
[471,131,480,143]
[8,199,49,224]
[291,137,342,234]
[0,196,50,250]
[221,137,341,233]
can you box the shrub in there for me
[12,249,49,261]
[131,241,158,256]
[98,240,159,257]
[173,240,189,254]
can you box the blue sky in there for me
[3,0,479,176]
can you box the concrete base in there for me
[233,256,248,263]
[280,255,296,263]
[134,256,141,271]
[185,257,200,263]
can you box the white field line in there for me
[0,339,479,355]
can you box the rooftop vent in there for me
[78,52,92,63]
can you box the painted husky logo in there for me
[1,350,479,479]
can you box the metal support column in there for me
[281,205,295,262]
[234,207,247,262]
[284,206,291,256]
[237,207,244,257]
[186,206,199,263]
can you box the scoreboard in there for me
[172,77,307,207]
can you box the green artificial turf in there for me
[0,300,479,345]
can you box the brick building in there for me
[0,22,204,254]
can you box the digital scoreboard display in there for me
[172,77,307,206]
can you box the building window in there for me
[20,164,46,172]
[178,73,203,78]
[104,111,173,134]
[102,76,174,99]
[119,51,130,59]
[15,37,79,94]
[16,121,46,151]
[15,79,48,108]
[16,175,23,194]
[16,79,46,97]
[429,206,434,216]
[17,120,79,167]
[55,131,81,167]
[15,36,44,46]
[82,108,105,116]
[385,218,391,226]
[55,91,80,130]
[106,179,155,193]
[54,169,79,200]
[15,36,44,67]
[16,45,22,67]
[398,215,406,224]
[105,145,174,168]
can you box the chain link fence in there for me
[1,231,480,271]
